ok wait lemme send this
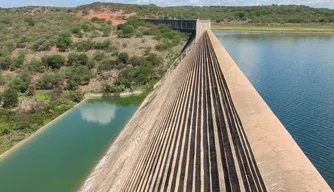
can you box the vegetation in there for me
[76,3,334,24]
[0,5,188,154]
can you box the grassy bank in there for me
[212,24,334,33]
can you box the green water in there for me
[0,96,144,192]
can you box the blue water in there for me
[215,31,334,189]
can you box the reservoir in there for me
[0,96,143,192]
[215,31,334,189]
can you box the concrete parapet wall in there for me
[207,29,331,191]
[196,20,211,42]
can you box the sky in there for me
[1,0,334,9]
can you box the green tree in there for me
[2,88,18,108]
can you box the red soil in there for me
[78,10,136,26]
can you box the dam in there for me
[80,20,331,191]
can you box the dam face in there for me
[79,21,331,191]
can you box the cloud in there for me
[80,102,117,125]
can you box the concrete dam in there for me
[80,20,331,191]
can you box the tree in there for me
[56,32,72,52]
[118,52,129,64]
[2,88,18,108]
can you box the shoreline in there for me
[0,91,146,161]
[212,24,334,33]
[0,100,86,161]
[84,90,144,99]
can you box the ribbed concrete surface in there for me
[79,30,331,192]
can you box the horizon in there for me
[1,0,334,9]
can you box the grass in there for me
[212,24,334,33]
[34,90,52,101]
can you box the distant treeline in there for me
[74,3,334,23]
[1,3,334,24]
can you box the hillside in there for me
[0,6,189,154]
[75,2,334,24]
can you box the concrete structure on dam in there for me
[144,19,211,42]
[79,21,331,191]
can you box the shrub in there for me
[92,51,106,61]
[32,39,52,51]
[87,59,96,69]
[135,60,154,84]
[172,35,181,46]
[118,52,129,64]
[146,53,162,66]
[128,56,141,66]
[93,39,111,50]
[36,73,62,90]
[144,47,151,56]
[41,55,65,69]
[2,88,18,108]
[67,53,88,66]
[155,40,172,52]
[71,27,81,34]
[98,57,118,71]
[0,56,12,70]
[81,23,91,32]
[136,31,143,38]
[0,70,6,85]
[9,70,31,93]
[117,24,135,38]
[102,27,112,37]
[67,66,91,90]
[56,32,72,52]
[9,79,27,93]
[91,17,105,23]
[14,53,25,68]
[24,17,35,26]
[74,40,93,52]
[28,58,45,73]
[104,83,125,93]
